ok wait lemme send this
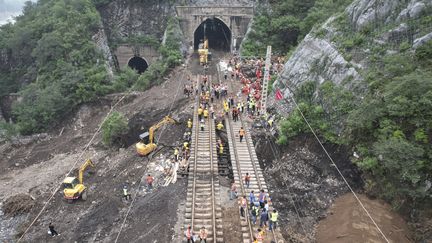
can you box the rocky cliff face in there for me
[97,1,176,42]
[272,0,432,115]
[98,0,257,42]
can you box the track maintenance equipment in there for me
[136,116,179,156]
[63,159,95,202]
[198,38,209,65]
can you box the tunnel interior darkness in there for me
[128,56,148,74]
[194,18,231,51]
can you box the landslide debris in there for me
[2,194,36,217]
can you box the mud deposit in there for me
[0,64,193,242]
[251,129,411,242]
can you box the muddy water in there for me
[316,193,412,243]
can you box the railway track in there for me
[221,78,280,242]
[184,75,223,242]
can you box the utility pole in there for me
[260,45,271,116]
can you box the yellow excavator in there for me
[63,159,94,202]
[136,116,179,156]
[198,38,209,65]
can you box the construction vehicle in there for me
[198,38,209,65]
[63,159,95,202]
[136,116,179,156]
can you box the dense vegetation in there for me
[101,111,128,146]
[276,7,432,212]
[0,0,112,134]
[242,0,353,56]
[0,1,182,137]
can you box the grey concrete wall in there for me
[176,6,254,51]
[114,45,159,70]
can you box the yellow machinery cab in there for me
[62,159,94,202]
[135,116,178,156]
[136,136,157,156]
[198,48,208,65]
[63,177,86,200]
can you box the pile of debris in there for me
[2,194,36,217]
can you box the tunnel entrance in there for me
[194,18,231,52]
[128,56,148,74]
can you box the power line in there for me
[264,131,308,237]
[274,81,391,243]
[235,53,390,241]
[18,93,129,242]
[113,63,187,243]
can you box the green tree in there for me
[101,112,128,146]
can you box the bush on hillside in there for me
[101,112,128,146]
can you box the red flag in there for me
[275,89,283,101]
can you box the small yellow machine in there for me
[63,159,95,202]
[198,39,209,65]
[136,116,179,156]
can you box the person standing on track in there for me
[232,106,239,122]
[198,106,203,120]
[244,172,251,188]
[259,189,267,208]
[239,127,245,142]
[230,182,237,200]
[269,209,279,231]
[251,204,259,225]
[240,195,247,217]
[203,108,209,119]
[256,228,265,242]
[184,225,195,243]
[217,141,224,157]
[187,118,192,129]
[210,106,215,119]
[200,118,205,131]
[217,121,224,130]
[260,208,268,228]
[249,190,255,206]
[199,226,208,243]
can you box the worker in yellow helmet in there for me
[198,106,203,120]
[203,108,209,119]
[223,101,229,115]
[217,121,224,130]
[217,140,224,157]
[183,141,189,150]
[187,119,192,129]
[174,147,179,161]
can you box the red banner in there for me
[275,89,283,101]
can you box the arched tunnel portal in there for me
[127,56,148,74]
[194,17,231,52]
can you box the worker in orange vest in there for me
[239,127,245,142]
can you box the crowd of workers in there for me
[182,54,282,242]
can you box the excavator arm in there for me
[148,116,179,143]
[78,159,95,184]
